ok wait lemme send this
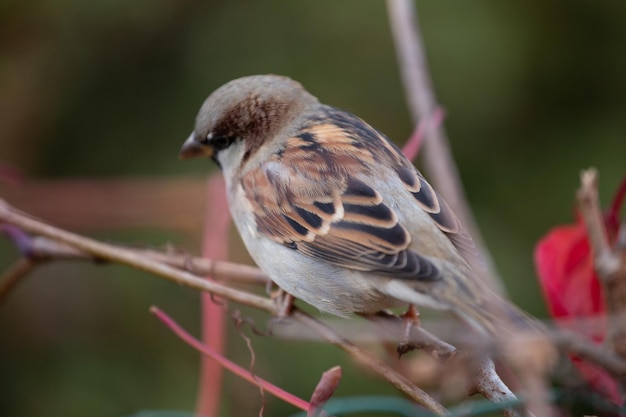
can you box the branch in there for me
[386,0,503,294]
[151,306,311,413]
[552,328,626,378]
[7,195,626,413]
[576,168,626,392]
[196,174,230,417]
[0,197,448,415]
[473,359,523,417]
[291,310,449,415]
[364,312,523,416]
[5,201,625,382]
[577,169,613,269]
[0,198,275,311]
[0,257,35,300]
[0,234,268,285]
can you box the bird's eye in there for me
[209,134,235,151]
[199,133,212,145]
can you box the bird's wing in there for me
[395,164,478,261]
[241,106,475,280]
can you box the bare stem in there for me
[293,310,449,415]
[474,359,523,417]
[386,0,503,294]
[0,199,275,312]
[151,306,311,412]
[5,196,626,408]
[0,257,35,302]
[576,169,626,392]
[17,234,269,285]
[577,169,612,263]
[0,198,448,415]
[552,328,626,378]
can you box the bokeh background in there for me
[1,1,625,416]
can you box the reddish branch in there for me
[3,204,624,379]
[0,198,448,415]
[0,198,276,311]
[151,307,312,412]
[4,198,626,411]
[196,175,230,417]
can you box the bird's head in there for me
[179,74,318,170]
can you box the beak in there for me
[179,133,214,160]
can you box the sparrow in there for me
[179,74,537,337]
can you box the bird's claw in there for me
[271,288,295,319]
[397,304,421,358]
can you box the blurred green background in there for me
[1,1,625,416]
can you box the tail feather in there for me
[453,288,545,337]
[424,263,546,338]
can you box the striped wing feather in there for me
[241,106,476,281]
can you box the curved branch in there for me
[0,198,447,415]
[0,198,275,311]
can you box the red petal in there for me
[534,221,606,320]
[534,218,621,405]
[534,176,626,406]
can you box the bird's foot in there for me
[271,288,295,319]
[397,304,421,357]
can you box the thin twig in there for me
[552,328,626,378]
[577,169,613,271]
[365,312,526,416]
[366,311,457,359]
[0,257,36,302]
[6,197,626,408]
[576,168,626,392]
[292,310,449,416]
[11,234,269,285]
[386,0,503,294]
[151,306,311,412]
[0,198,448,415]
[142,249,268,285]
[0,199,275,312]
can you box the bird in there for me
[179,74,538,338]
